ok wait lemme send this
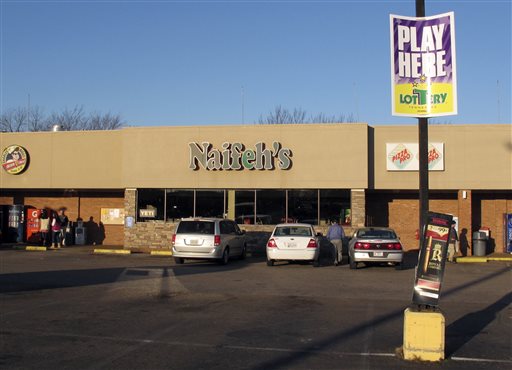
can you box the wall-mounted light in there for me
[462,190,467,199]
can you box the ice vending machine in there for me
[505,214,512,254]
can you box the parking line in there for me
[4,328,511,365]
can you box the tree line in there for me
[0,105,124,132]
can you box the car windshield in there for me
[177,221,215,235]
[274,226,312,237]
[357,229,396,239]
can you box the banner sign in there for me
[413,212,453,306]
[390,12,457,117]
[386,142,444,171]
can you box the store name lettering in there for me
[189,142,292,171]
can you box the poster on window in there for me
[390,12,457,117]
[100,208,125,225]
[412,211,453,307]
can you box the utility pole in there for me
[416,0,429,235]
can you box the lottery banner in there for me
[390,12,457,117]
[413,211,453,307]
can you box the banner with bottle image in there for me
[413,211,453,306]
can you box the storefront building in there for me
[1,123,511,253]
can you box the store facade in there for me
[1,123,511,253]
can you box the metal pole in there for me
[416,0,429,234]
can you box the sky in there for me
[1,0,511,127]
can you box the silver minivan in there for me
[171,218,247,265]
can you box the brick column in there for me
[124,189,136,249]
[458,190,472,256]
[351,189,366,228]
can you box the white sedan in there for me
[266,223,321,267]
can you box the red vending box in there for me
[26,208,41,244]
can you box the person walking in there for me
[39,209,50,247]
[51,212,62,249]
[447,224,458,262]
[326,219,345,266]
[56,208,69,247]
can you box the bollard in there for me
[403,307,444,361]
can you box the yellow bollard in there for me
[403,307,445,361]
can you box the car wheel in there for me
[313,259,320,267]
[174,257,184,265]
[239,244,247,260]
[349,258,357,269]
[266,259,274,266]
[395,262,404,270]
[219,248,229,265]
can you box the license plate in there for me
[373,251,384,257]
[287,242,296,248]
[189,239,199,245]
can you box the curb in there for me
[25,246,48,251]
[150,250,173,256]
[93,249,131,255]
[456,257,488,263]
[456,256,512,263]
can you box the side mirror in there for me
[316,232,323,237]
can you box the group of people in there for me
[39,208,69,249]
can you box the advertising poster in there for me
[390,12,457,117]
[413,212,453,306]
[386,142,444,171]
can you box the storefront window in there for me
[320,189,351,226]
[137,189,164,222]
[234,190,256,224]
[256,189,285,224]
[166,189,194,221]
[288,190,318,224]
[196,190,225,218]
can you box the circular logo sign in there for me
[2,145,29,175]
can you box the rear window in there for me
[274,226,312,237]
[357,229,396,239]
[176,221,215,235]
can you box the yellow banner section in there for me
[394,83,454,116]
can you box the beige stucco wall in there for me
[1,123,368,190]
[372,124,512,190]
[121,124,368,189]
[0,130,123,189]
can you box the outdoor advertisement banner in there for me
[413,212,453,306]
[390,12,457,117]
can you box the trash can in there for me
[472,231,487,256]
[75,221,86,245]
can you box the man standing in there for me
[326,219,345,266]
[57,208,69,247]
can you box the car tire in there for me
[174,257,184,265]
[349,258,357,269]
[313,259,320,267]
[266,259,274,266]
[395,262,404,270]
[239,244,247,260]
[219,248,229,265]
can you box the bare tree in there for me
[1,107,28,132]
[1,105,124,132]
[258,106,357,124]
[48,105,89,131]
[87,112,123,130]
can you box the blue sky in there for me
[1,0,511,127]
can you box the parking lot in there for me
[1,247,511,369]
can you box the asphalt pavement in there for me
[0,246,511,369]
